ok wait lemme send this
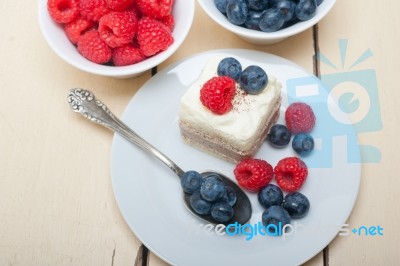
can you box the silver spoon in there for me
[67,88,252,225]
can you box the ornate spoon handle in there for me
[68,88,185,178]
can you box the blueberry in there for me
[200,174,225,202]
[244,10,265,30]
[217,57,242,80]
[221,186,237,206]
[211,201,234,223]
[316,0,323,5]
[283,192,310,218]
[247,0,269,11]
[267,124,291,147]
[275,0,295,22]
[214,0,229,14]
[258,184,283,209]
[295,0,317,21]
[181,171,204,194]
[259,8,285,32]
[239,65,268,94]
[292,133,314,156]
[282,16,300,28]
[262,206,291,235]
[268,0,279,8]
[226,0,248,25]
[190,191,212,215]
[204,173,223,181]
[268,0,279,6]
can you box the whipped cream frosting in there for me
[179,56,282,149]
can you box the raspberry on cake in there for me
[179,56,282,163]
[200,76,236,115]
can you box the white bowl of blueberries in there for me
[197,0,336,44]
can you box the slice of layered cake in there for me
[179,56,282,163]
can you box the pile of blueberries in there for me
[214,0,324,32]
[218,57,268,94]
[259,184,310,233]
[181,171,238,223]
[182,171,311,232]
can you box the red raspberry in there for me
[80,0,110,21]
[274,157,308,192]
[112,44,146,66]
[159,14,175,31]
[98,11,138,48]
[137,17,174,56]
[106,0,133,11]
[136,0,173,19]
[199,76,236,115]
[64,18,95,44]
[47,0,80,24]
[285,102,316,134]
[77,30,112,64]
[234,159,274,192]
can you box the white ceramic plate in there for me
[111,49,361,266]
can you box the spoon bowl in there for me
[184,171,252,225]
[68,88,252,225]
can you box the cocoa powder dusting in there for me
[232,88,255,113]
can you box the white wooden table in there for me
[0,0,398,265]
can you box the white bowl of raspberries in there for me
[197,0,336,45]
[39,0,195,78]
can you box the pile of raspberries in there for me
[47,0,175,66]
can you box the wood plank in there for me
[318,0,400,264]
[0,1,149,265]
[148,248,323,266]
